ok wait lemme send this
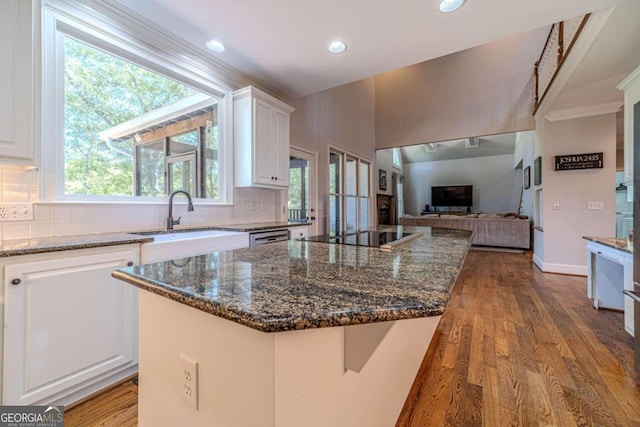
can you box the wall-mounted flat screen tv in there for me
[431,185,473,207]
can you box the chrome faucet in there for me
[167,190,194,230]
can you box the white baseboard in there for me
[533,254,544,271]
[538,262,587,276]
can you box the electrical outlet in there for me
[180,354,198,410]
[0,203,34,222]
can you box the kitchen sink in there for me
[134,229,250,263]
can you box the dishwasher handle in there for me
[623,290,640,304]
[596,250,624,265]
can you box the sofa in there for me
[399,213,531,249]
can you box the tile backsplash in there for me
[0,165,280,240]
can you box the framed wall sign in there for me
[378,169,387,191]
[554,152,603,170]
[534,156,542,186]
[524,166,530,189]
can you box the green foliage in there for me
[64,36,197,196]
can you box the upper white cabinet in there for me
[233,86,295,189]
[0,0,36,165]
[3,245,140,405]
[618,65,640,184]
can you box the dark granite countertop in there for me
[0,233,153,258]
[113,226,472,333]
[583,236,633,255]
[209,222,311,232]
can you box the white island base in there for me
[137,291,441,427]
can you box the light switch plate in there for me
[0,203,34,221]
[587,201,604,210]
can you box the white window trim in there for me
[392,147,402,170]
[41,0,236,204]
[328,144,373,234]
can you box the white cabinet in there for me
[2,244,140,405]
[618,65,640,184]
[288,226,309,240]
[586,241,633,336]
[0,0,36,164]
[233,86,294,189]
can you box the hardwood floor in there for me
[398,250,640,427]
[66,251,640,426]
[65,378,138,427]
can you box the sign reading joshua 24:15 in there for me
[554,152,603,171]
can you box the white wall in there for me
[538,113,616,275]
[288,78,376,234]
[403,154,520,215]
[514,131,536,219]
[374,28,546,149]
[374,149,403,197]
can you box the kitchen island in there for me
[113,226,472,427]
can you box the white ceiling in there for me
[112,0,626,98]
[400,132,518,164]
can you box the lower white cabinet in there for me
[2,244,140,405]
[288,226,309,240]
[586,241,633,336]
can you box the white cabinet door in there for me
[272,108,290,187]
[288,226,309,240]
[253,99,276,186]
[3,245,140,405]
[0,0,35,164]
[234,86,294,189]
[618,65,640,184]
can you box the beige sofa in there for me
[399,213,531,249]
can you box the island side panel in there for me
[137,284,441,427]
[272,316,440,427]
[137,291,276,427]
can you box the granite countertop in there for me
[113,226,473,333]
[0,233,153,258]
[583,236,633,254]
[209,222,311,232]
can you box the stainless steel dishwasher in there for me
[249,229,289,246]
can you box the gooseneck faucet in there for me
[167,190,194,230]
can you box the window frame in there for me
[392,147,402,169]
[41,1,234,204]
[328,146,372,236]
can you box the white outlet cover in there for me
[180,353,199,410]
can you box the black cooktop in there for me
[304,231,413,247]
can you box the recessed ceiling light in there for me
[439,0,465,13]
[206,39,225,53]
[328,40,347,54]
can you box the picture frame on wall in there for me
[524,166,530,189]
[534,156,542,186]
[379,169,387,191]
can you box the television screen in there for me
[431,185,473,207]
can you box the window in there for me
[392,148,401,169]
[43,4,231,203]
[329,149,370,236]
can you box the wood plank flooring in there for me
[66,250,640,426]
[64,378,138,427]
[397,250,640,427]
